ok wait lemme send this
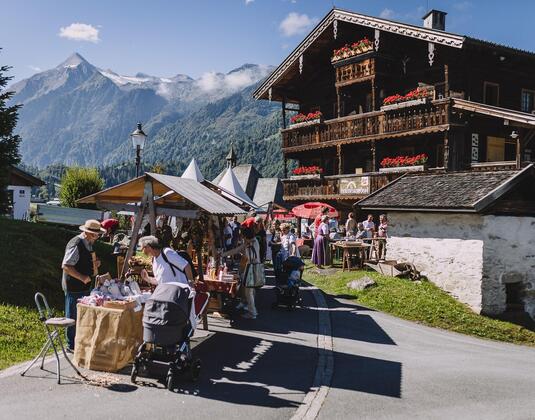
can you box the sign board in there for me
[339,176,370,195]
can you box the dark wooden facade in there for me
[253,9,535,210]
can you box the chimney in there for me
[422,10,447,31]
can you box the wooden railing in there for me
[336,58,375,86]
[282,99,450,150]
[282,172,400,199]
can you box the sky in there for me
[2,0,535,82]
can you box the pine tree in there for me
[0,52,22,214]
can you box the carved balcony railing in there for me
[282,172,401,201]
[282,99,450,150]
[335,57,375,86]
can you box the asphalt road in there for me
[2,272,535,420]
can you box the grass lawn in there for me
[303,263,535,346]
[0,218,115,370]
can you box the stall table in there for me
[202,275,239,316]
[333,241,371,271]
[74,303,143,372]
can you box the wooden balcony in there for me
[281,99,450,152]
[282,172,401,202]
[335,57,375,87]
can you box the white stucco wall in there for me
[386,212,535,315]
[7,185,31,220]
[386,213,485,312]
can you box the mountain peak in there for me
[59,52,89,69]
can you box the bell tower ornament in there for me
[333,20,338,40]
[299,55,303,74]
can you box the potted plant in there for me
[290,165,324,179]
[381,87,432,111]
[379,154,428,173]
[289,111,323,127]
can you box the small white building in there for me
[357,165,535,318]
[7,166,44,220]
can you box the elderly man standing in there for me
[62,219,105,351]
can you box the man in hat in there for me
[61,219,105,351]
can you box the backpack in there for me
[160,248,189,279]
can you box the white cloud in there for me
[453,1,473,11]
[59,23,100,43]
[379,8,395,19]
[28,65,41,72]
[245,0,254,4]
[195,65,272,95]
[279,12,318,37]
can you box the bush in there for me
[59,167,104,208]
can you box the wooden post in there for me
[121,196,148,278]
[297,217,302,238]
[371,78,376,111]
[516,132,522,169]
[336,87,341,118]
[337,144,343,175]
[284,158,288,178]
[444,132,450,170]
[371,140,377,172]
[282,98,287,129]
[444,64,449,98]
[145,178,156,234]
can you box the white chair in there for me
[20,292,85,384]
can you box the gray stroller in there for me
[131,282,208,390]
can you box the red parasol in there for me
[273,210,296,220]
[291,202,338,219]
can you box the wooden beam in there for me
[444,131,450,170]
[371,140,377,171]
[444,64,449,98]
[121,197,147,278]
[144,179,156,234]
[282,97,287,129]
[337,144,343,175]
[96,202,199,219]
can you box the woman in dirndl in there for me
[311,215,331,268]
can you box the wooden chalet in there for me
[253,8,535,212]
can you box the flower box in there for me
[379,165,426,173]
[289,118,321,129]
[380,98,429,111]
[290,174,323,180]
[331,38,374,63]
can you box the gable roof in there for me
[252,178,285,211]
[357,166,534,213]
[77,172,246,215]
[253,8,535,102]
[253,8,464,101]
[8,166,45,187]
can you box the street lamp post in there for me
[511,130,520,169]
[130,123,147,177]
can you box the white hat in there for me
[79,219,106,234]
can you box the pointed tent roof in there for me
[181,158,204,182]
[226,142,237,168]
[218,167,257,208]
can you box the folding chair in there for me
[20,292,85,384]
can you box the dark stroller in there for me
[273,256,305,310]
[131,282,209,390]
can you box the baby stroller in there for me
[273,256,305,310]
[131,282,209,390]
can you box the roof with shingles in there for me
[357,167,534,212]
[253,178,285,210]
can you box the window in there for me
[486,136,516,162]
[483,82,499,106]
[19,189,25,197]
[521,89,535,113]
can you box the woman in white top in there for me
[138,236,192,286]
[280,223,300,260]
[311,215,331,268]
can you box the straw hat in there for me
[79,219,106,234]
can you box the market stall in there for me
[75,172,248,372]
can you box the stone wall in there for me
[387,212,535,315]
[386,212,485,312]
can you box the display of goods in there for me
[331,37,373,62]
[292,165,323,175]
[290,111,322,125]
[383,87,432,106]
[380,153,428,168]
[128,255,152,269]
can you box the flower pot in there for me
[289,118,322,129]
[379,165,426,173]
[290,174,323,180]
[380,97,429,111]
